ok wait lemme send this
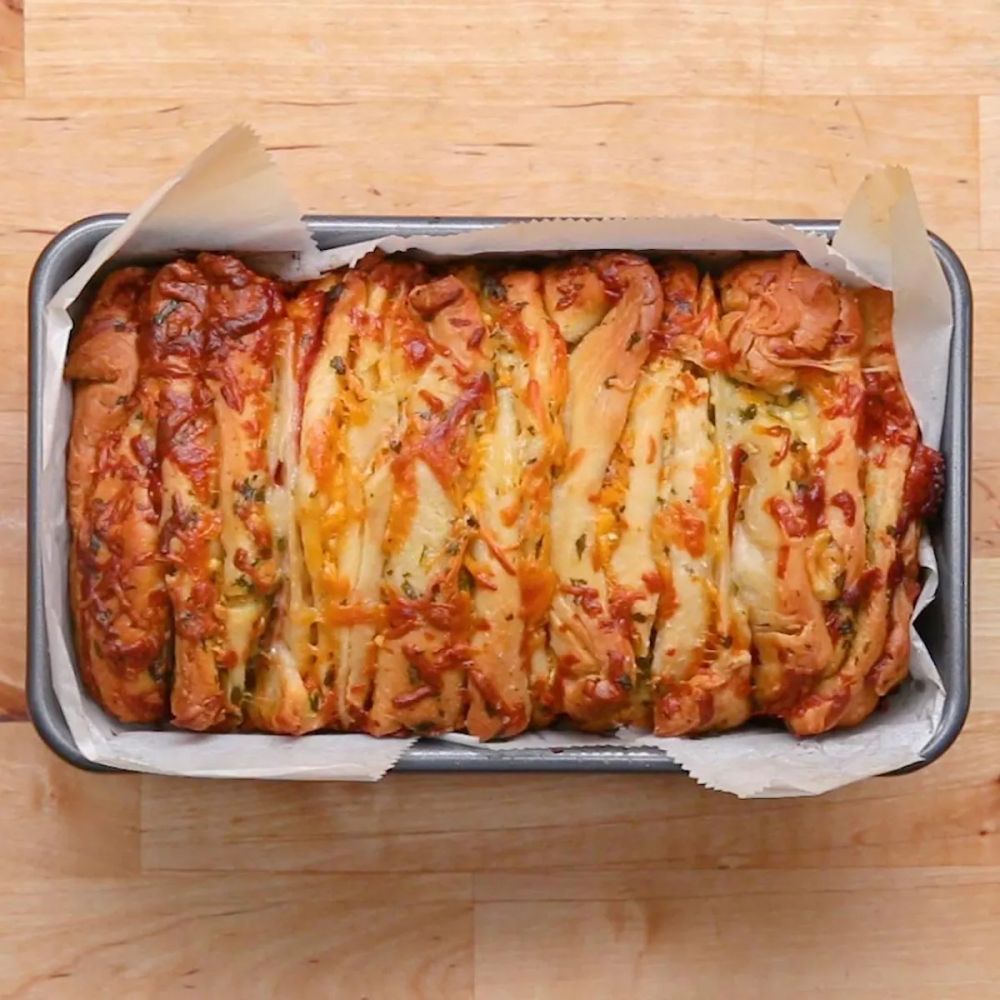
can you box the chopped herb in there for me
[445,541,460,556]
[838,617,855,637]
[235,575,255,592]
[401,578,418,600]
[458,566,476,593]
[569,577,587,587]
[482,274,506,301]
[466,514,479,529]
[575,534,587,558]
[238,479,266,503]
[308,689,322,712]
[89,535,101,554]
[626,331,641,350]
[115,395,130,406]
[632,612,647,624]
[330,355,347,375]
[616,674,633,691]
[407,663,421,686]
[786,388,804,404]
[738,404,757,422]
[149,655,169,682]
[153,299,180,325]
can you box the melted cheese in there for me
[69,253,936,742]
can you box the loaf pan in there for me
[27,214,972,774]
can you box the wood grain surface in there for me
[3,2,999,996]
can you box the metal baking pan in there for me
[27,214,972,774]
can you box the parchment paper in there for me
[39,126,952,793]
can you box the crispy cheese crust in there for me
[66,250,943,738]
[66,268,169,722]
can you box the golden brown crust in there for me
[649,260,753,736]
[548,253,664,730]
[719,252,861,393]
[66,267,171,723]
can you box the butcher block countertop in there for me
[1,2,998,995]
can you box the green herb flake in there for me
[330,355,347,375]
[458,566,476,594]
[575,534,587,558]
[482,274,506,301]
[401,578,418,600]
[238,479,266,503]
[738,404,757,422]
[308,689,322,712]
[153,299,180,326]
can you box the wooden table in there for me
[2,2,998,995]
